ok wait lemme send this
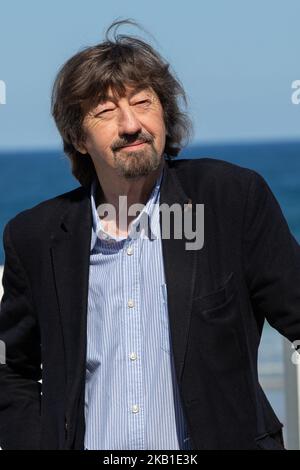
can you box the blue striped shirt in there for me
[84,166,191,450]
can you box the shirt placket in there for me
[123,234,145,450]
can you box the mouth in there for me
[117,141,148,151]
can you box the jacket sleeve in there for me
[243,170,300,342]
[0,220,42,450]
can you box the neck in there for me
[94,160,164,234]
[96,161,163,206]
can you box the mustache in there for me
[112,135,153,151]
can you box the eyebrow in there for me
[98,86,150,105]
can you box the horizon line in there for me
[0,137,300,155]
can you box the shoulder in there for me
[169,156,258,180]
[168,157,264,199]
[3,185,88,248]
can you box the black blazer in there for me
[1,158,299,450]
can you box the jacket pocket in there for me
[189,271,248,375]
[255,429,285,450]
[192,271,238,323]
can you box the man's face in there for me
[80,84,167,179]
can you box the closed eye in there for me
[94,99,151,117]
[134,99,151,105]
[94,108,115,117]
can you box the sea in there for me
[0,139,300,441]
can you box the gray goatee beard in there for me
[113,144,162,179]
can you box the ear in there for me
[75,143,88,155]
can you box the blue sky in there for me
[0,0,299,150]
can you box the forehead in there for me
[99,84,153,102]
[82,83,161,119]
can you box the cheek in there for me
[156,112,167,137]
[154,120,166,147]
[85,126,113,153]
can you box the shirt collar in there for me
[90,166,164,251]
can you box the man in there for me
[0,19,300,450]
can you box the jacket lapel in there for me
[160,163,198,382]
[49,186,92,434]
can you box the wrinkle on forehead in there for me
[88,83,151,107]
[98,83,152,104]
[82,83,156,120]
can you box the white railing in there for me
[283,338,300,449]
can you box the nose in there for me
[118,104,142,136]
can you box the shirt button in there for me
[132,404,140,413]
[129,352,137,361]
[127,246,133,255]
[128,299,134,308]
